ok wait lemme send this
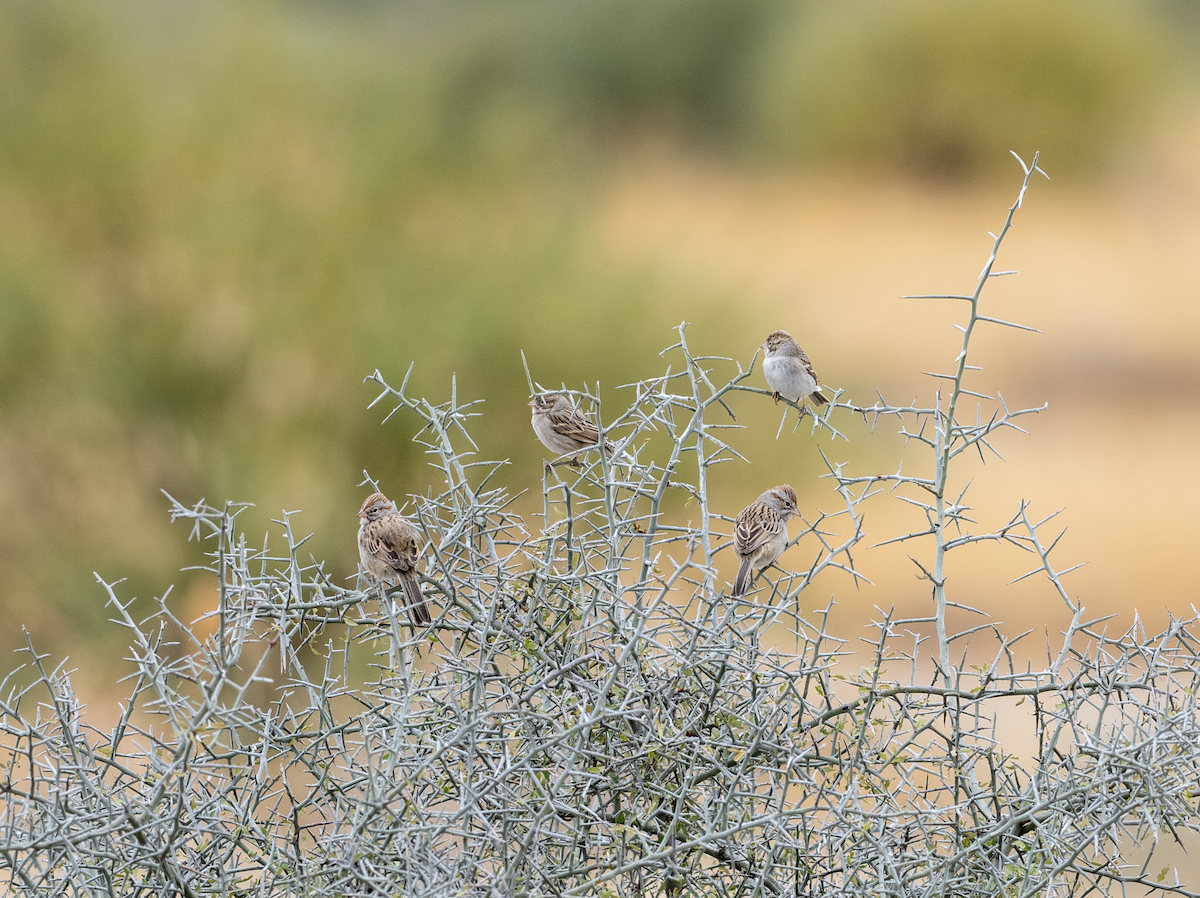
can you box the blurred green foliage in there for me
[0,0,1183,670]
[754,0,1171,177]
[527,0,784,140]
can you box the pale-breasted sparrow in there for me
[762,330,828,411]
[358,492,431,626]
[528,393,613,464]
[731,484,799,596]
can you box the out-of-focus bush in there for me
[753,0,1170,178]
[439,0,1177,176]
[0,2,146,215]
[528,0,783,141]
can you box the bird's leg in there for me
[772,391,781,404]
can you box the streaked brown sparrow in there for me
[731,484,799,596]
[762,330,828,412]
[358,492,431,626]
[528,392,613,464]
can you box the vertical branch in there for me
[928,152,1046,684]
[678,328,717,601]
[933,388,951,680]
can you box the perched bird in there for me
[762,330,828,412]
[358,492,431,626]
[732,484,799,596]
[528,392,613,463]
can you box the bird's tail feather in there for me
[732,558,752,597]
[402,575,431,625]
[811,390,830,407]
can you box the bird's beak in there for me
[357,509,368,518]
[527,399,537,407]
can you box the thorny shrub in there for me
[3,155,1199,898]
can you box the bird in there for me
[762,330,828,413]
[528,392,613,464]
[357,492,431,626]
[731,484,799,596]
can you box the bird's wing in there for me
[560,408,602,446]
[797,347,821,385]
[369,522,421,576]
[734,503,782,556]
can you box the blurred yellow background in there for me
[1,0,1198,686]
